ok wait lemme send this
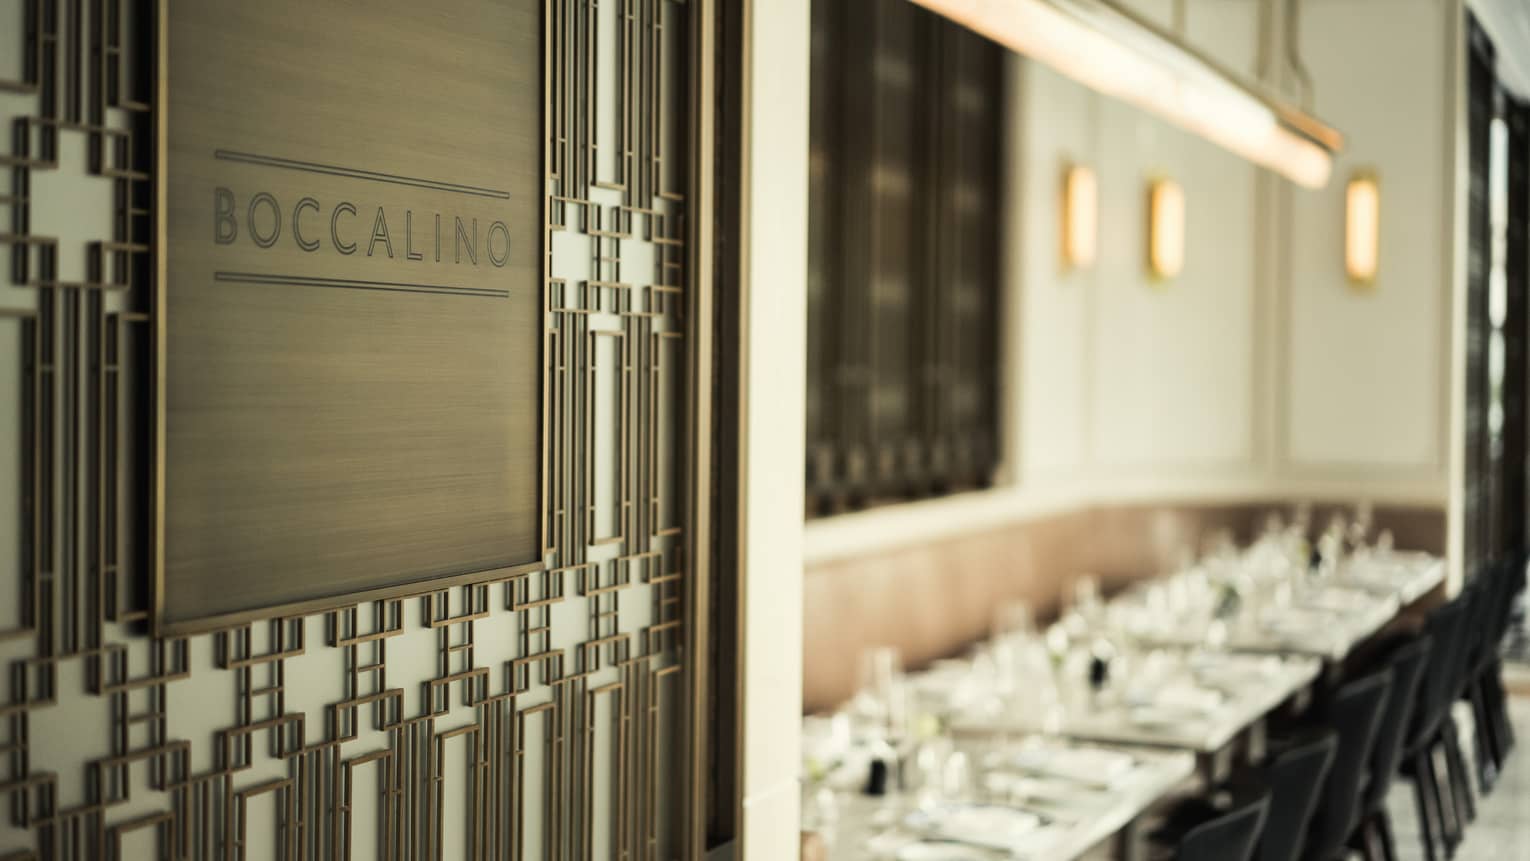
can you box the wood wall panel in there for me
[802,501,1445,713]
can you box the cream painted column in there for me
[1446,0,1468,591]
[740,0,809,855]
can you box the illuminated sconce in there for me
[1345,172,1380,286]
[1148,179,1185,280]
[1062,164,1098,270]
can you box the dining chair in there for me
[1467,557,1524,791]
[1174,784,1272,861]
[1300,668,1391,861]
[1487,558,1526,762]
[1439,578,1483,834]
[1348,633,1432,861]
[1256,729,1337,861]
[1461,562,1500,792]
[1399,589,1472,861]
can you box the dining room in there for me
[754,0,1530,858]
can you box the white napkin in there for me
[1010,746,1134,787]
[1124,680,1222,712]
[1193,657,1279,691]
[1297,587,1373,613]
[1261,607,1333,635]
[1154,683,1223,713]
[904,804,1053,856]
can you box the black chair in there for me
[1301,669,1392,861]
[1348,633,1433,861]
[1439,581,1483,836]
[1257,730,1337,861]
[1486,559,1527,763]
[1461,562,1501,791]
[1467,558,1524,790]
[1400,592,1472,861]
[1175,784,1272,861]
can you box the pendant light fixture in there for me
[906,0,1344,189]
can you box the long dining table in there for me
[1111,553,1445,664]
[800,550,1447,860]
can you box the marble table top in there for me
[1115,553,1444,663]
[818,741,1194,860]
[948,652,1321,754]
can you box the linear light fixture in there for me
[1063,164,1098,270]
[1149,179,1185,280]
[907,0,1344,189]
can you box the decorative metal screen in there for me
[0,0,695,857]
[805,0,1003,517]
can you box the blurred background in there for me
[771,0,1530,858]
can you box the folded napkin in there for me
[1194,659,1280,691]
[1297,587,1374,613]
[1154,683,1224,713]
[1124,680,1223,713]
[1260,607,1334,634]
[903,804,1052,856]
[1010,745,1135,787]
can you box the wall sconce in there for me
[1063,164,1097,270]
[1345,171,1380,286]
[1148,179,1185,280]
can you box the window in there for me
[805,0,1004,517]
[1464,14,1529,572]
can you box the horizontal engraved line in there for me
[214,271,508,299]
[213,149,511,199]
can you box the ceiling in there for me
[1472,0,1530,99]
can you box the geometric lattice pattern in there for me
[0,0,689,856]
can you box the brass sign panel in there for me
[159,0,542,631]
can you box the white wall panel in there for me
[809,0,1457,564]
[1285,0,1452,475]
[741,0,810,851]
[1091,96,1258,468]
[1013,62,1095,477]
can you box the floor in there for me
[1382,694,1530,860]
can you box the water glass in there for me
[992,600,1036,643]
[855,646,907,741]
